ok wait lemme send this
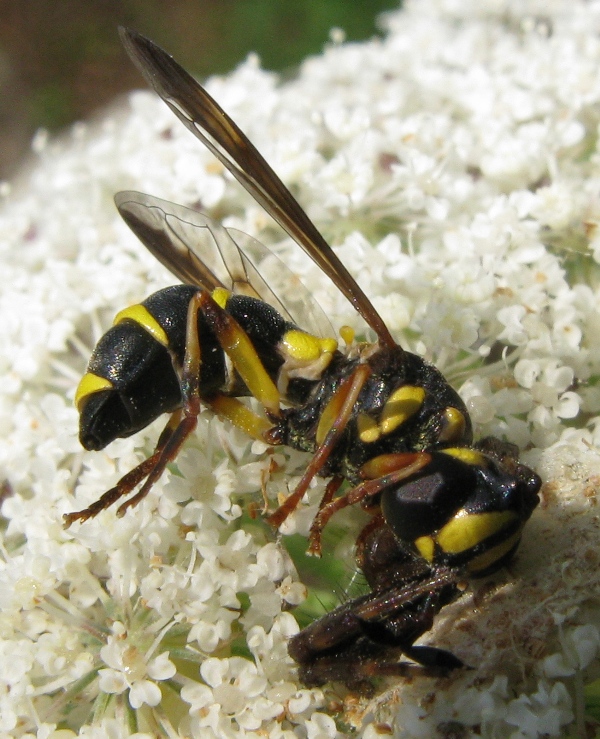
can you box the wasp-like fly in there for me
[66,28,541,688]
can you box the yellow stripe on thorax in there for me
[281,330,337,363]
[379,385,425,435]
[357,412,381,443]
[414,535,436,563]
[357,385,426,444]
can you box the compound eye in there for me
[381,453,478,544]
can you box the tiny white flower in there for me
[98,634,175,709]
[305,712,339,739]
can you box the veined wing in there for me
[119,26,397,350]
[115,190,334,337]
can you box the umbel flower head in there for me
[1,0,600,736]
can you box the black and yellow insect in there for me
[67,28,541,686]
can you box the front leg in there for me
[307,452,432,555]
[267,363,372,531]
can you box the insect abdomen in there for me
[75,285,333,452]
[76,285,201,451]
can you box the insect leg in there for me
[307,452,432,555]
[398,644,465,671]
[63,416,179,526]
[117,290,287,517]
[206,395,274,441]
[198,291,281,417]
[290,563,462,690]
[318,474,344,509]
[108,289,212,517]
[370,582,466,674]
[267,363,372,530]
[298,643,462,691]
[354,512,387,570]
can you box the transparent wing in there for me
[115,190,334,337]
[119,26,397,349]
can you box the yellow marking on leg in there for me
[359,452,428,480]
[316,388,347,446]
[75,373,113,411]
[114,304,169,346]
[218,314,281,416]
[208,396,273,440]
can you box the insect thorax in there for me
[279,345,473,482]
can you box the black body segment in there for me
[79,319,182,450]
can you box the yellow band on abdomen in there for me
[114,304,169,346]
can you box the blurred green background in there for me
[0,0,400,180]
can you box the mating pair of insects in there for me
[66,28,541,692]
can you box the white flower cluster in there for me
[1,0,600,736]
